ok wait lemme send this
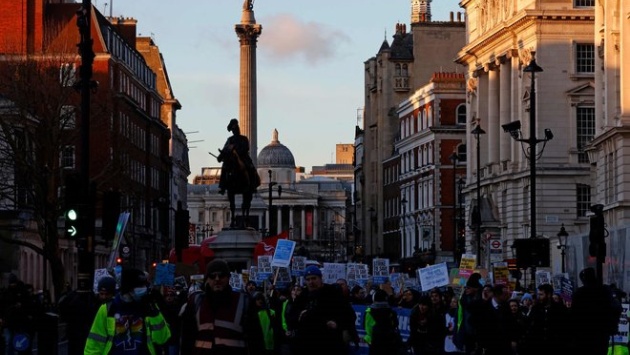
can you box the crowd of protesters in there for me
[0,263,627,355]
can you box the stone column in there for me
[499,57,512,162]
[301,208,306,241]
[235,7,262,165]
[487,66,500,164]
[313,206,318,241]
[277,206,282,233]
[289,207,294,238]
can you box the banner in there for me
[253,230,289,260]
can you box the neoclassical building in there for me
[188,130,353,262]
[455,0,595,274]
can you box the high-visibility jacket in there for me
[84,300,171,355]
[363,307,376,345]
[608,344,629,355]
[257,308,276,351]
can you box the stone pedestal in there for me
[208,229,261,271]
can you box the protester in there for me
[1,275,37,355]
[84,268,171,354]
[455,272,483,354]
[281,284,302,355]
[180,259,250,355]
[570,267,622,355]
[520,283,568,355]
[444,296,464,354]
[291,265,356,354]
[159,287,183,355]
[473,284,513,355]
[246,292,279,354]
[364,289,402,355]
[408,295,443,355]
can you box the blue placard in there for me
[154,263,176,286]
[13,333,30,352]
[271,239,296,268]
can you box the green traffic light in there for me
[67,209,78,221]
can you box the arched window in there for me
[395,63,402,76]
[456,104,467,125]
[402,64,408,76]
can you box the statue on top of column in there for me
[243,0,254,10]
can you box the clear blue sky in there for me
[107,0,462,180]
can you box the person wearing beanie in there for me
[180,258,251,354]
[85,268,171,355]
[456,273,484,355]
[96,276,116,304]
[288,265,358,354]
[364,289,402,354]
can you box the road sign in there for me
[491,240,502,249]
[13,333,30,352]
[121,245,131,258]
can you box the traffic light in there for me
[588,204,606,258]
[174,207,190,250]
[64,173,84,239]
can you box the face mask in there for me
[132,287,147,301]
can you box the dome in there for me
[257,129,296,168]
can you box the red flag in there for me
[253,230,289,262]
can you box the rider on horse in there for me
[217,118,260,194]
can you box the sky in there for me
[107,0,462,181]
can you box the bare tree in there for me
[0,40,112,298]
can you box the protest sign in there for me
[323,263,347,284]
[271,239,296,268]
[153,263,175,286]
[257,255,273,282]
[418,262,450,291]
[493,262,509,285]
[459,254,476,278]
[291,256,306,277]
[372,258,390,284]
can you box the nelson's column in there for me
[235,0,262,165]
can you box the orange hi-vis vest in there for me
[189,291,248,354]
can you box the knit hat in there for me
[304,265,322,278]
[521,293,533,302]
[205,259,230,278]
[97,276,116,294]
[120,268,147,294]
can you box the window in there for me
[59,63,76,87]
[576,107,595,163]
[576,184,591,217]
[60,105,76,130]
[60,145,75,169]
[574,0,594,7]
[576,44,595,73]
[457,144,467,163]
[456,104,467,125]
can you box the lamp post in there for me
[450,152,460,264]
[457,177,466,265]
[330,221,336,262]
[556,224,568,273]
[401,197,408,257]
[472,124,485,267]
[502,58,552,284]
[267,170,281,235]
[368,207,376,256]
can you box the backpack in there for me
[371,308,403,351]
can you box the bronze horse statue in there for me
[215,144,260,228]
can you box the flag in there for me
[253,230,289,261]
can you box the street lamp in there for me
[472,124,485,267]
[556,224,569,273]
[457,177,466,265]
[502,58,552,282]
[449,152,460,264]
[401,197,408,257]
[368,207,376,256]
[267,169,282,235]
[329,221,336,262]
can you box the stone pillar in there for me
[313,207,318,241]
[277,206,282,233]
[301,208,306,241]
[487,67,500,164]
[289,207,294,238]
[499,58,512,162]
[235,7,262,165]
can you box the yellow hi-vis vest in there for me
[84,301,171,355]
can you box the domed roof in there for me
[257,129,296,168]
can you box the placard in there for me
[418,262,450,291]
[372,258,390,284]
[322,262,346,284]
[272,239,296,268]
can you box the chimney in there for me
[457,12,462,22]
[450,11,454,22]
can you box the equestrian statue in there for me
[215,118,261,228]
